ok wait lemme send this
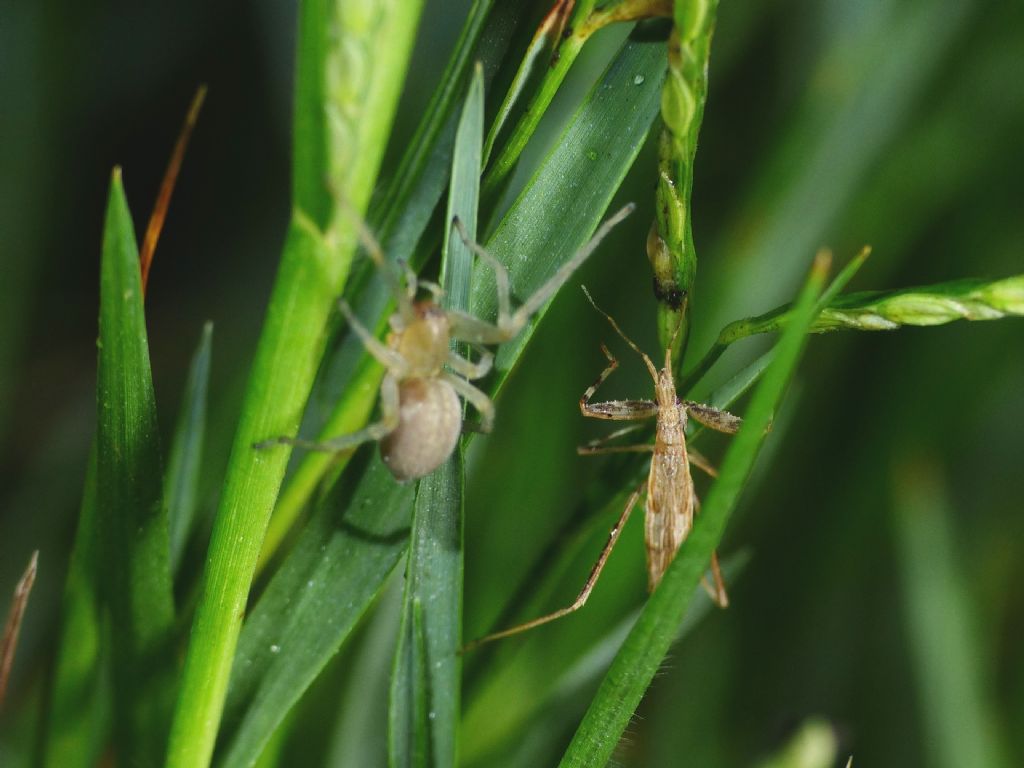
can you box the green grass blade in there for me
[326,580,403,767]
[372,0,495,239]
[559,253,830,767]
[42,449,110,768]
[683,245,871,390]
[388,65,482,768]
[474,34,668,382]
[96,169,176,765]
[481,0,601,197]
[721,272,1023,343]
[893,458,1011,768]
[166,322,212,573]
[166,3,424,765]
[215,453,415,768]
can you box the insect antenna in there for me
[581,284,659,381]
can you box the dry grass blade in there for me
[139,85,206,293]
[0,550,39,710]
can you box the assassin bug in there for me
[465,287,740,648]
[257,204,636,481]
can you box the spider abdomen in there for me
[380,377,462,482]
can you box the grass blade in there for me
[215,452,415,768]
[559,252,831,767]
[474,33,668,382]
[0,551,38,711]
[166,322,213,573]
[96,169,176,765]
[723,272,1023,342]
[42,450,110,768]
[892,457,1011,768]
[388,65,483,768]
[166,3,425,765]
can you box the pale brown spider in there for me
[258,204,635,481]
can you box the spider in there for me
[257,203,636,481]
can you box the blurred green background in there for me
[1,0,1021,765]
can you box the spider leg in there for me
[452,217,513,333]
[255,374,400,453]
[507,203,636,334]
[448,309,509,345]
[447,345,493,380]
[443,372,494,432]
[338,301,408,375]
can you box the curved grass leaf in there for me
[559,253,831,767]
[683,265,1021,390]
[166,3,425,765]
[96,169,176,765]
[387,64,483,768]
[167,322,213,573]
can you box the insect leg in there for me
[687,446,718,477]
[580,343,658,421]
[442,372,495,432]
[707,551,729,608]
[684,401,742,434]
[255,373,400,453]
[692,490,730,608]
[462,482,644,651]
[577,424,653,455]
